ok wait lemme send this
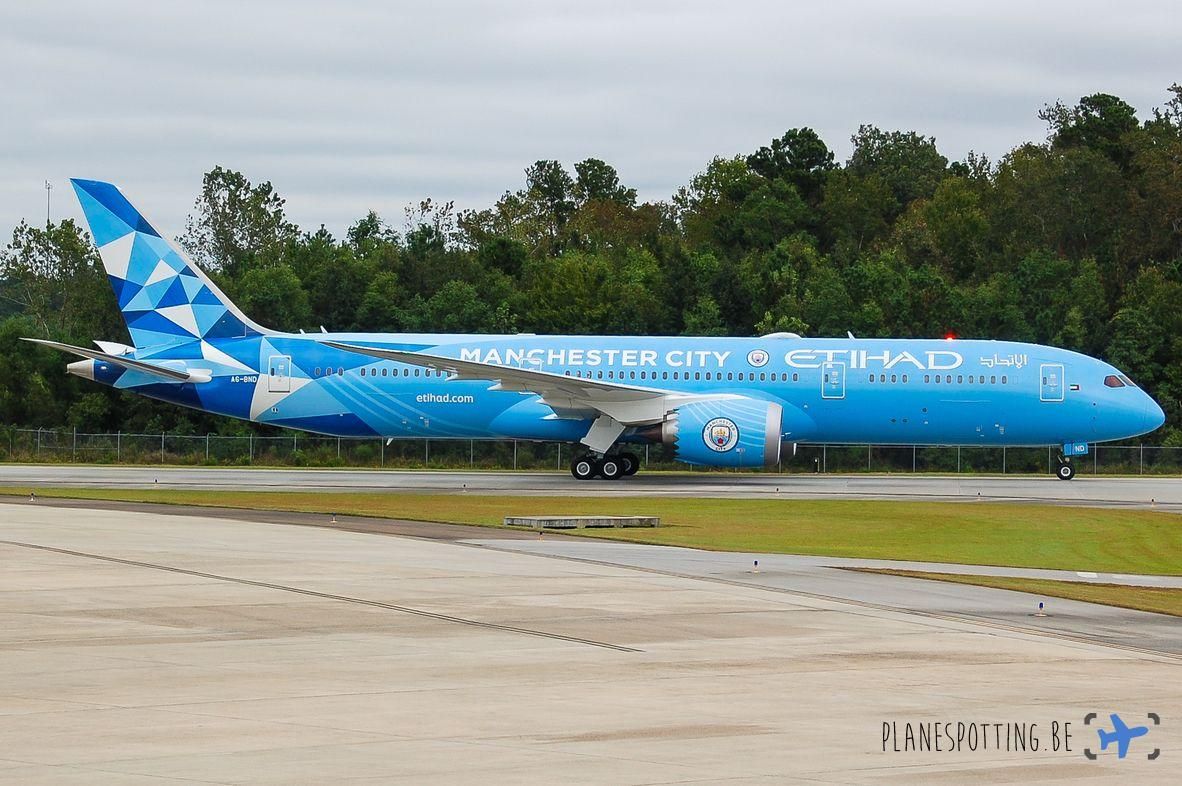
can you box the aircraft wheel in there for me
[570,455,597,480]
[618,451,640,476]
[597,457,624,480]
[1055,460,1076,481]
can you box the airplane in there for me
[1097,713,1149,759]
[25,179,1166,481]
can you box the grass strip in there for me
[3,486,1180,576]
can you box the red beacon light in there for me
[943,332,957,341]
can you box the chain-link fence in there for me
[1,427,1180,474]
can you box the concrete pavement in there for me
[1,501,1178,783]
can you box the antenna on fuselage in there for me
[847,331,856,339]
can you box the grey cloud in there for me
[1,0,1178,236]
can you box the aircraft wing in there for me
[1110,714,1130,735]
[323,341,738,452]
[22,338,212,383]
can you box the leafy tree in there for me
[923,177,990,278]
[0,220,121,344]
[746,127,835,204]
[232,264,312,332]
[181,167,297,277]
[573,158,636,206]
[847,125,948,209]
[1041,93,1139,168]
[820,169,895,259]
[683,295,728,336]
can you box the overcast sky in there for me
[2,1,1178,238]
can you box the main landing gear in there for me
[1055,455,1076,481]
[570,450,641,480]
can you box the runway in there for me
[1,500,1178,783]
[3,464,1182,508]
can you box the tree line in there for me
[2,87,1181,443]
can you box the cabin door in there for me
[268,354,291,393]
[1040,363,1064,402]
[821,361,846,399]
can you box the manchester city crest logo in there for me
[703,417,740,452]
[747,349,769,367]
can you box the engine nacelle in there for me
[656,398,784,467]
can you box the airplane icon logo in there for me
[1083,712,1161,760]
[1098,714,1148,759]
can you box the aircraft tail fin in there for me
[70,179,273,349]
[1097,729,1117,750]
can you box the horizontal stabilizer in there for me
[22,338,211,383]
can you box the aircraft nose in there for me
[1144,395,1166,433]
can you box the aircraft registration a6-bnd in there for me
[29,180,1166,480]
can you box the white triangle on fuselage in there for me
[200,340,254,373]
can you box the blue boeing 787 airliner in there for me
[27,179,1165,480]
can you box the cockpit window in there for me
[1103,375,1125,388]
[1118,375,1136,387]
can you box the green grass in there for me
[4,486,1181,576]
[850,569,1182,617]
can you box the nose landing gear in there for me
[1055,456,1076,480]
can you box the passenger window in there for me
[727,372,734,381]
[934,375,941,384]
[902,374,908,383]
[792,373,799,382]
[759,372,766,381]
[1001,375,1008,384]
[695,372,701,380]
[890,374,897,383]
[337,368,343,376]
[361,368,366,377]
[945,375,952,383]
[1104,375,1125,388]
[868,374,874,383]
[382,368,388,377]
[924,374,930,383]
[314,367,321,376]
[990,375,996,384]
[414,369,420,377]
[957,375,963,384]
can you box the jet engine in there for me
[652,398,784,467]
